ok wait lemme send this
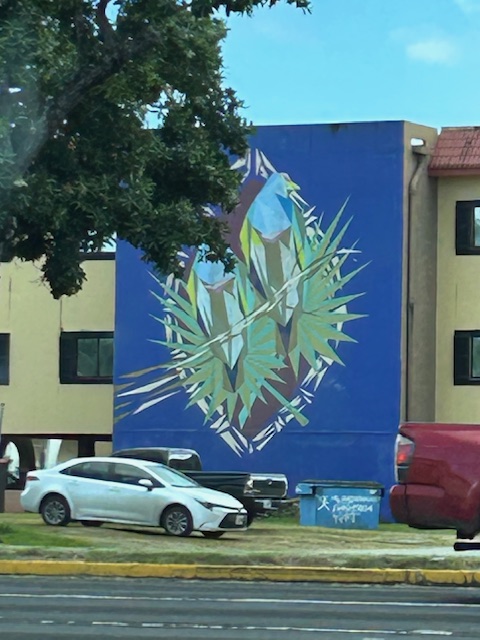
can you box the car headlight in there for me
[195,499,227,510]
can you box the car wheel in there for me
[201,531,225,539]
[80,521,103,528]
[40,494,71,527]
[162,505,193,537]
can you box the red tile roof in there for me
[429,127,480,176]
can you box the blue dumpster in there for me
[295,480,384,529]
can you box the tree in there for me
[0,0,310,298]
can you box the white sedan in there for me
[20,456,248,538]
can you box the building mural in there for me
[114,122,405,519]
[116,149,365,456]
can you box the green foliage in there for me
[0,0,310,298]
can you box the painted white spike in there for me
[134,391,179,414]
[118,375,178,397]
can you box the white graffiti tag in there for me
[315,493,378,524]
[316,496,330,512]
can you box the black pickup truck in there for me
[112,446,288,525]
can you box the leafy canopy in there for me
[0,0,310,298]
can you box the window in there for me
[454,330,480,384]
[112,463,156,486]
[61,461,111,480]
[0,334,10,385]
[456,201,480,254]
[60,332,113,384]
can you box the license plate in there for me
[235,515,245,526]
[263,499,272,509]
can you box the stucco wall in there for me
[436,177,480,422]
[0,258,115,436]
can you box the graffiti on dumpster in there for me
[316,493,378,525]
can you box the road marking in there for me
[0,592,476,610]
[0,613,453,636]
[135,622,451,635]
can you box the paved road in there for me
[1,576,480,638]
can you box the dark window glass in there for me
[456,201,480,254]
[77,338,98,377]
[99,337,114,377]
[62,461,111,480]
[112,463,154,485]
[0,334,10,385]
[168,452,202,472]
[454,330,480,384]
[475,208,480,247]
[60,332,113,384]
[473,337,480,378]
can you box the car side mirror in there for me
[138,479,154,491]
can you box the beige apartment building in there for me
[0,253,115,484]
[429,127,480,424]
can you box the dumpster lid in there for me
[300,480,384,489]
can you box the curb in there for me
[1,561,480,586]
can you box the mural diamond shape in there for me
[116,148,366,456]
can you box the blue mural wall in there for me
[113,121,406,520]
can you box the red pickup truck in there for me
[390,422,480,540]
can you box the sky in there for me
[221,0,480,129]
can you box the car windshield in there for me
[145,463,200,488]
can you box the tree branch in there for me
[13,25,162,181]
[96,0,115,47]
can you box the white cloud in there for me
[406,37,459,64]
[391,28,459,65]
[455,0,480,14]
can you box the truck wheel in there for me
[162,505,193,536]
[40,494,71,527]
[457,530,475,540]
